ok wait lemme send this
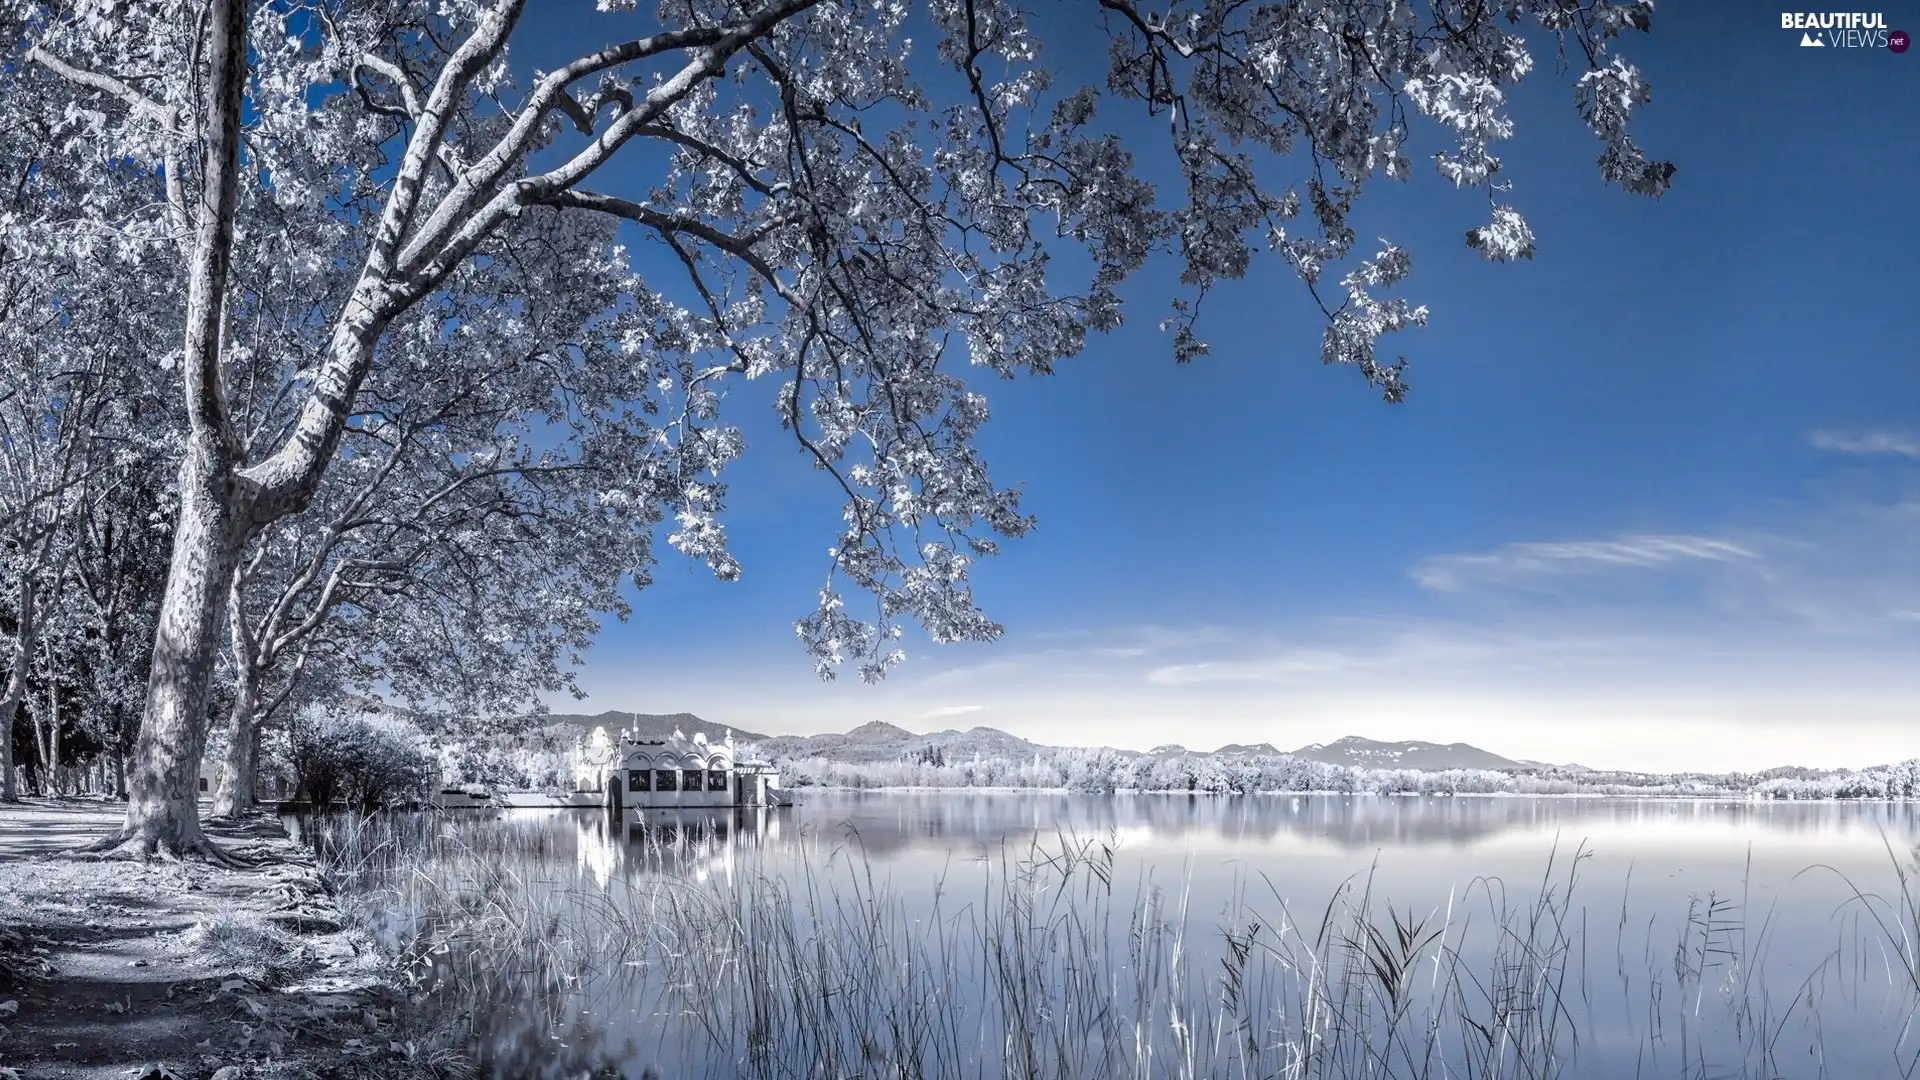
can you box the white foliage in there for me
[0,0,1673,690]
[1466,206,1537,262]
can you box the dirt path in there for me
[0,799,438,1080]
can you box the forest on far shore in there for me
[279,714,1920,807]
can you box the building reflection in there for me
[573,805,784,886]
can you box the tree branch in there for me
[25,46,192,257]
[23,47,184,137]
[352,53,426,123]
[175,0,247,448]
[364,0,528,279]
[398,0,822,292]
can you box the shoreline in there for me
[419,784,1920,805]
[0,798,448,1080]
[768,785,1909,802]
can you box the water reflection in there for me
[356,794,1920,892]
[720,790,1920,857]
[314,794,1920,1080]
[573,806,785,885]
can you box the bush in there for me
[287,713,437,812]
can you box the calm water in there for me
[313,793,1920,1079]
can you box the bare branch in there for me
[352,52,426,123]
[364,0,529,279]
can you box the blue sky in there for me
[524,4,1919,771]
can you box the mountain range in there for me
[753,720,1052,764]
[536,710,771,745]
[1284,736,1558,772]
[538,711,1579,772]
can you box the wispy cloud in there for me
[1148,649,1363,686]
[914,704,986,719]
[1808,429,1920,458]
[1411,534,1757,592]
[1143,623,1699,691]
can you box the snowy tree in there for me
[207,214,705,817]
[5,0,1669,855]
[0,187,176,800]
[283,710,438,812]
[65,462,174,798]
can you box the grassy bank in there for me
[310,813,1920,1080]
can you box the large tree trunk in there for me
[119,446,246,853]
[94,0,251,861]
[110,440,250,857]
[0,578,37,803]
[31,696,52,793]
[210,664,259,819]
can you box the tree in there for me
[7,0,1669,855]
[284,710,438,813]
[208,266,679,816]
[67,461,175,800]
[0,257,171,800]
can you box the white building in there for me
[591,726,786,809]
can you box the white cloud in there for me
[914,704,986,719]
[1144,622,1742,693]
[1808,429,1920,458]
[1411,533,1757,592]
[1148,649,1363,686]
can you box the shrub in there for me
[286,712,437,812]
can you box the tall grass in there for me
[307,812,1920,1080]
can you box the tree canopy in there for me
[0,0,1670,852]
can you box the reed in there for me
[307,813,1920,1080]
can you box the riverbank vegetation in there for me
[243,710,1920,814]
[763,745,1920,801]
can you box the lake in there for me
[306,792,1920,1079]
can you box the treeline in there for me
[763,747,1920,800]
[1752,760,1920,800]
[268,725,1920,808]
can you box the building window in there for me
[708,770,728,792]
[656,769,679,792]
[199,777,209,793]
[682,769,701,792]
[627,769,650,792]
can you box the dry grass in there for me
[177,907,303,986]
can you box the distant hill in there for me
[752,722,1051,764]
[1512,759,1593,774]
[535,710,770,744]
[1287,736,1524,771]
[547,715,1563,775]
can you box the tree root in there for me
[73,827,257,868]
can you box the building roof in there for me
[614,726,771,764]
